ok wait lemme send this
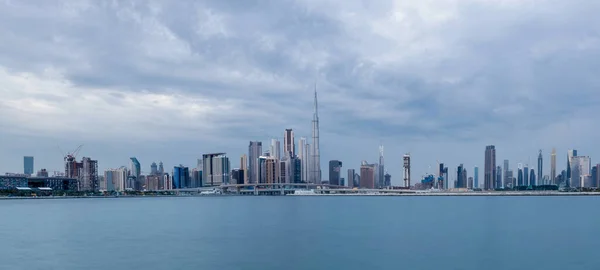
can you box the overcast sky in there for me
[1,0,599,184]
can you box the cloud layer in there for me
[1,0,599,183]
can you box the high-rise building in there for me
[484,145,496,190]
[80,157,99,191]
[304,142,311,183]
[474,166,479,189]
[496,166,502,189]
[311,85,321,184]
[384,172,391,187]
[457,164,466,188]
[537,150,543,185]
[103,167,128,191]
[360,161,375,189]
[270,139,281,160]
[328,160,343,186]
[503,160,509,188]
[592,164,600,188]
[258,156,267,183]
[145,175,161,191]
[567,149,578,186]
[518,168,524,186]
[249,141,262,184]
[158,162,164,174]
[529,169,536,186]
[570,155,591,188]
[379,145,385,188]
[265,157,279,183]
[468,177,474,189]
[524,165,529,186]
[291,157,302,183]
[403,154,411,188]
[284,129,295,157]
[130,157,141,178]
[438,163,445,189]
[551,148,557,184]
[23,156,34,175]
[231,169,244,185]
[191,168,202,187]
[298,137,308,183]
[202,153,230,186]
[348,169,355,188]
[150,162,158,175]
[173,165,189,189]
[240,154,248,184]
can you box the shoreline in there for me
[1,192,600,200]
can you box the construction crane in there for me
[63,145,83,178]
[64,145,84,162]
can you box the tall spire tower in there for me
[311,83,321,184]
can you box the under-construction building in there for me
[403,154,411,188]
[65,156,98,191]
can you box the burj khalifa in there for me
[311,84,321,184]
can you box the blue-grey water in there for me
[1,196,599,270]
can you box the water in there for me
[1,196,598,270]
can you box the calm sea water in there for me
[1,196,599,270]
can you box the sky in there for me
[1,0,599,185]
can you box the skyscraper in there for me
[23,156,34,175]
[265,157,279,183]
[403,154,411,188]
[567,149,578,186]
[503,160,509,188]
[537,150,543,185]
[570,155,591,188]
[529,169,536,186]
[524,165,529,186]
[150,162,158,175]
[103,167,128,192]
[173,165,189,189]
[80,157,98,191]
[311,85,321,184]
[593,164,600,188]
[457,164,466,188]
[484,145,496,190]
[270,139,281,160]
[348,169,355,188]
[249,141,262,184]
[360,161,375,189]
[202,153,230,186]
[298,137,307,182]
[284,129,295,157]
[551,148,557,184]
[379,145,385,188]
[240,154,248,184]
[130,157,141,178]
[496,166,502,189]
[518,167,524,186]
[328,160,343,186]
[158,162,164,174]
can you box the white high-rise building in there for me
[249,141,262,184]
[550,148,557,184]
[240,154,248,184]
[298,137,307,182]
[270,139,281,160]
[570,155,591,188]
[103,167,128,192]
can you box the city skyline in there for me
[1,1,600,185]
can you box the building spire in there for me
[313,81,318,118]
[311,81,321,184]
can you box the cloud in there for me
[1,0,599,183]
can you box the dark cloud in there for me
[1,0,599,182]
